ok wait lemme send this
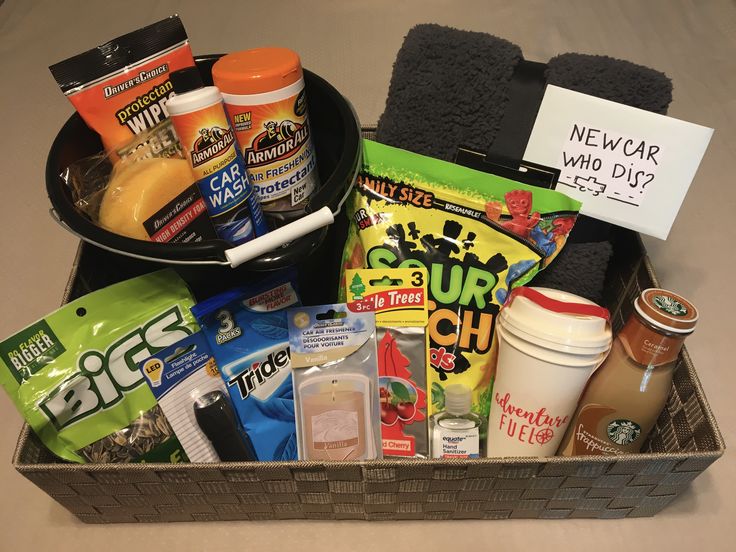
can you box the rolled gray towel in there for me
[531,241,614,304]
[376,24,521,160]
[376,24,672,160]
[374,24,669,303]
[546,53,672,115]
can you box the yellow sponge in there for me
[98,158,195,240]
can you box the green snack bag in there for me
[0,269,197,463]
[340,140,582,427]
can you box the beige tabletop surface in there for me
[1,0,734,549]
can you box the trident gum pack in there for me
[192,272,301,461]
[340,140,581,431]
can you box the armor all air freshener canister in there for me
[213,48,320,217]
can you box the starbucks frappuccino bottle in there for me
[558,288,698,456]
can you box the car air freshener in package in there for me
[192,272,300,461]
[0,270,197,463]
[49,15,196,157]
[288,304,382,461]
[345,268,429,458]
[340,140,582,430]
[139,331,257,462]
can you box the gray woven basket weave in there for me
[12,136,724,521]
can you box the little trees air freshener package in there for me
[340,140,581,431]
[288,305,382,461]
[345,268,429,458]
[0,270,197,463]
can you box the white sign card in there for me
[523,85,713,239]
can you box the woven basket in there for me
[13,157,724,523]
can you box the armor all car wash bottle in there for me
[212,48,320,219]
[166,67,268,245]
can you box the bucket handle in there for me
[50,204,340,268]
[50,187,349,269]
[507,287,611,321]
[224,206,335,267]
[48,208,231,265]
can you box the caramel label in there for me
[618,318,684,366]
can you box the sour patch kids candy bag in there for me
[340,140,581,425]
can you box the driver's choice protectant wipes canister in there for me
[213,48,320,217]
[166,67,268,245]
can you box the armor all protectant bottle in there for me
[558,288,698,456]
[212,48,319,219]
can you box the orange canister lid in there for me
[634,288,698,334]
[212,47,303,95]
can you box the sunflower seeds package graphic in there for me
[192,271,300,461]
[340,140,582,429]
[0,270,197,463]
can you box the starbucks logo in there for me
[606,419,641,446]
[653,295,687,316]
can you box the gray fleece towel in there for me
[376,24,672,161]
[547,53,672,115]
[531,242,614,304]
[374,24,671,302]
[376,24,522,160]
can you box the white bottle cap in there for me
[166,86,223,116]
[444,384,471,415]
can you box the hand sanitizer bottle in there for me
[430,384,483,458]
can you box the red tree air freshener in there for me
[346,268,429,458]
[378,330,428,456]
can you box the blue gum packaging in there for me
[191,272,300,461]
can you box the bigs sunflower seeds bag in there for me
[340,140,581,430]
[0,270,198,463]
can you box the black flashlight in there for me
[193,391,258,461]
